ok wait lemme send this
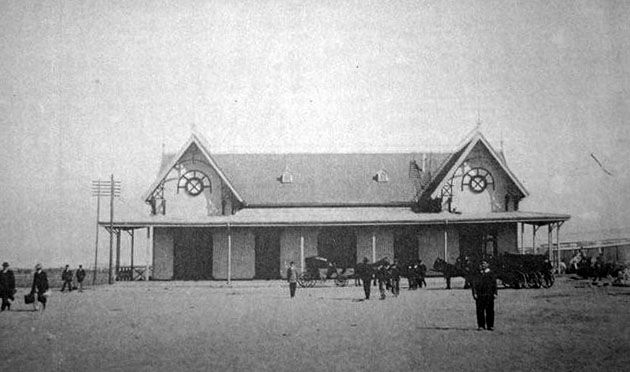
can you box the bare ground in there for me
[1,277,629,372]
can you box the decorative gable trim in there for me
[423,130,528,200]
[141,134,245,204]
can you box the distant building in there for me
[103,130,569,280]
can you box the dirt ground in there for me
[1,276,629,372]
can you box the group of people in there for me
[286,256,499,331]
[61,264,87,292]
[0,262,88,312]
[354,257,427,300]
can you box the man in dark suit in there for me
[357,257,373,300]
[31,263,49,310]
[76,265,86,292]
[61,265,73,292]
[286,261,298,298]
[472,259,498,331]
[0,262,16,311]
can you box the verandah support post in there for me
[300,233,305,273]
[532,225,538,254]
[548,224,553,263]
[130,229,134,273]
[146,226,152,281]
[520,223,525,254]
[227,223,232,285]
[556,222,562,271]
[371,231,376,263]
[444,223,448,262]
[115,229,121,280]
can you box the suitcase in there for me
[24,293,35,304]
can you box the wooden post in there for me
[444,225,448,262]
[548,224,553,263]
[93,181,101,285]
[146,226,152,281]
[532,225,537,254]
[556,223,561,270]
[130,229,135,275]
[227,224,232,285]
[371,231,376,263]
[300,233,305,273]
[108,174,114,285]
[115,229,121,280]
[520,223,525,254]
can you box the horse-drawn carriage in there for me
[297,256,350,288]
[433,253,554,289]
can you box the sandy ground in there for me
[1,276,629,372]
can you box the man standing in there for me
[0,262,16,311]
[389,259,401,297]
[472,259,498,331]
[376,259,391,300]
[76,265,86,292]
[286,261,298,298]
[417,259,427,288]
[357,257,373,300]
[31,264,49,311]
[61,265,73,292]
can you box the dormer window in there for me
[280,169,293,184]
[375,169,389,183]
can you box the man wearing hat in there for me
[61,264,73,292]
[356,257,374,300]
[471,259,498,331]
[31,264,49,310]
[0,262,16,311]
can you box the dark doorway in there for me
[394,229,418,265]
[317,228,357,269]
[460,230,497,260]
[173,228,213,280]
[255,229,281,279]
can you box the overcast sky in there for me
[1,0,628,267]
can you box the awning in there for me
[100,207,570,228]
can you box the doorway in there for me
[173,228,213,280]
[254,229,281,279]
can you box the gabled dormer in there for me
[418,129,528,213]
[142,134,244,216]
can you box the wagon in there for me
[297,256,349,288]
[495,253,554,289]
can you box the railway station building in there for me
[104,130,569,281]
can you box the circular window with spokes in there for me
[178,170,211,196]
[461,168,494,194]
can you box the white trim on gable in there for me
[431,130,529,199]
[141,134,245,204]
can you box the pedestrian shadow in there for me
[10,309,38,312]
[415,326,477,332]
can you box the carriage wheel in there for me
[518,272,530,289]
[334,277,348,287]
[541,271,554,288]
[308,276,317,288]
[297,273,309,288]
[527,272,542,289]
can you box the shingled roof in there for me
[156,150,449,206]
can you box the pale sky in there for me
[1,0,629,267]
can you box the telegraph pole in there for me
[92,176,121,285]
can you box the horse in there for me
[433,257,471,289]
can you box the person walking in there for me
[389,259,401,297]
[0,262,16,311]
[418,259,427,288]
[76,265,86,292]
[61,265,73,292]
[376,259,391,300]
[472,259,498,331]
[286,261,299,298]
[31,264,49,311]
[357,257,373,300]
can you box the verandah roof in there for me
[100,207,570,228]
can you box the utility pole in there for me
[92,176,120,285]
